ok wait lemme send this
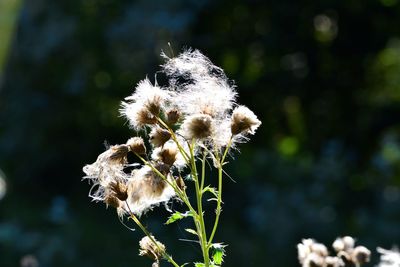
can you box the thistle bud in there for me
[109,145,129,163]
[149,127,171,147]
[127,137,146,155]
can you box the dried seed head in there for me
[333,236,355,252]
[137,108,158,125]
[109,145,129,164]
[352,246,371,265]
[231,105,261,135]
[139,236,166,260]
[149,127,171,147]
[154,162,171,176]
[298,239,314,264]
[166,108,180,125]
[304,253,324,267]
[181,114,213,139]
[126,166,175,216]
[154,145,178,166]
[325,256,344,267]
[109,181,128,201]
[145,95,162,116]
[338,251,352,265]
[104,195,121,209]
[127,137,146,155]
[311,243,328,257]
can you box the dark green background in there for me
[1,0,400,266]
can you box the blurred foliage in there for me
[1,0,400,266]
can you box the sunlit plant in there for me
[83,49,261,267]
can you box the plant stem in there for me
[208,137,232,248]
[188,141,210,266]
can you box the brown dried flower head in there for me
[149,127,171,147]
[181,114,213,139]
[145,95,162,116]
[231,105,261,135]
[109,144,129,164]
[139,235,166,260]
[324,256,344,267]
[127,137,146,155]
[156,146,178,167]
[109,181,128,201]
[352,246,371,265]
[166,108,180,125]
[104,195,121,209]
[137,108,158,126]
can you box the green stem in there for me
[189,141,210,267]
[125,202,180,267]
[208,137,233,248]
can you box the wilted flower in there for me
[231,105,261,135]
[127,137,146,155]
[121,78,170,130]
[139,235,166,262]
[126,166,175,216]
[149,127,171,147]
[83,147,128,203]
[180,114,214,140]
[351,246,371,265]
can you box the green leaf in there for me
[194,263,204,267]
[211,243,226,265]
[185,228,198,236]
[165,211,192,225]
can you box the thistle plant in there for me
[82,49,261,267]
[297,236,371,267]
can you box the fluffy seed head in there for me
[153,145,178,167]
[181,114,213,139]
[231,105,261,135]
[377,247,400,267]
[121,78,169,130]
[126,137,146,155]
[333,236,355,253]
[104,195,121,209]
[352,246,371,265]
[311,243,328,257]
[166,108,180,125]
[109,181,128,201]
[303,253,324,267]
[126,166,175,216]
[149,127,171,147]
[139,235,166,260]
[109,145,129,164]
[325,256,345,267]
